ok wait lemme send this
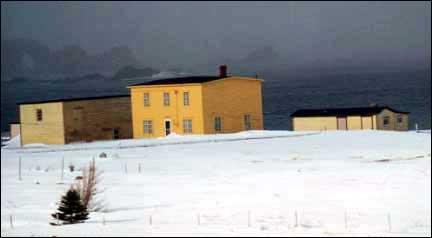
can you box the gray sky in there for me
[1,1,430,69]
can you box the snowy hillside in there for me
[1,130,431,237]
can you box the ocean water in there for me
[262,70,431,130]
[1,70,430,133]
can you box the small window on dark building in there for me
[113,128,120,139]
[36,109,43,121]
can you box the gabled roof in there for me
[290,106,409,117]
[18,94,130,105]
[129,76,225,87]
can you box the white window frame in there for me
[214,117,222,132]
[163,92,170,106]
[143,93,150,107]
[183,91,190,106]
[183,119,193,134]
[143,120,153,134]
[244,114,252,130]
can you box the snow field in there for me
[1,130,431,236]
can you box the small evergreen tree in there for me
[51,187,89,224]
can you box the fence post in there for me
[344,210,348,230]
[248,210,251,227]
[197,212,201,226]
[10,214,13,229]
[149,215,152,226]
[294,210,298,227]
[138,163,141,173]
[387,212,392,233]
[18,157,22,180]
[103,215,106,226]
[61,156,64,182]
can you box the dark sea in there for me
[1,70,431,133]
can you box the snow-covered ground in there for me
[1,130,431,237]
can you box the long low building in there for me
[18,95,132,145]
[290,106,409,131]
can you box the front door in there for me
[164,120,171,136]
[337,117,348,130]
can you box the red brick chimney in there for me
[219,65,227,78]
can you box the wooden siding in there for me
[292,110,408,131]
[347,116,362,130]
[19,102,65,145]
[361,116,374,129]
[130,84,205,138]
[376,109,409,131]
[292,116,338,131]
[201,77,264,134]
[62,97,132,143]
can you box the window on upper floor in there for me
[163,92,170,106]
[144,93,150,107]
[36,109,43,121]
[183,92,190,106]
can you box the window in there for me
[183,119,192,134]
[183,92,190,106]
[214,117,222,132]
[244,114,252,130]
[397,115,403,124]
[36,109,43,121]
[143,120,153,134]
[143,93,150,107]
[72,107,83,121]
[113,128,120,139]
[383,116,390,126]
[163,92,170,106]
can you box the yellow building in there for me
[128,65,264,138]
[291,106,409,131]
[18,95,132,145]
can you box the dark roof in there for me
[290,106,409,117]
[129,76,225,86]
[17,94,130,105]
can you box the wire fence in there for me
[6,209,431,236]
